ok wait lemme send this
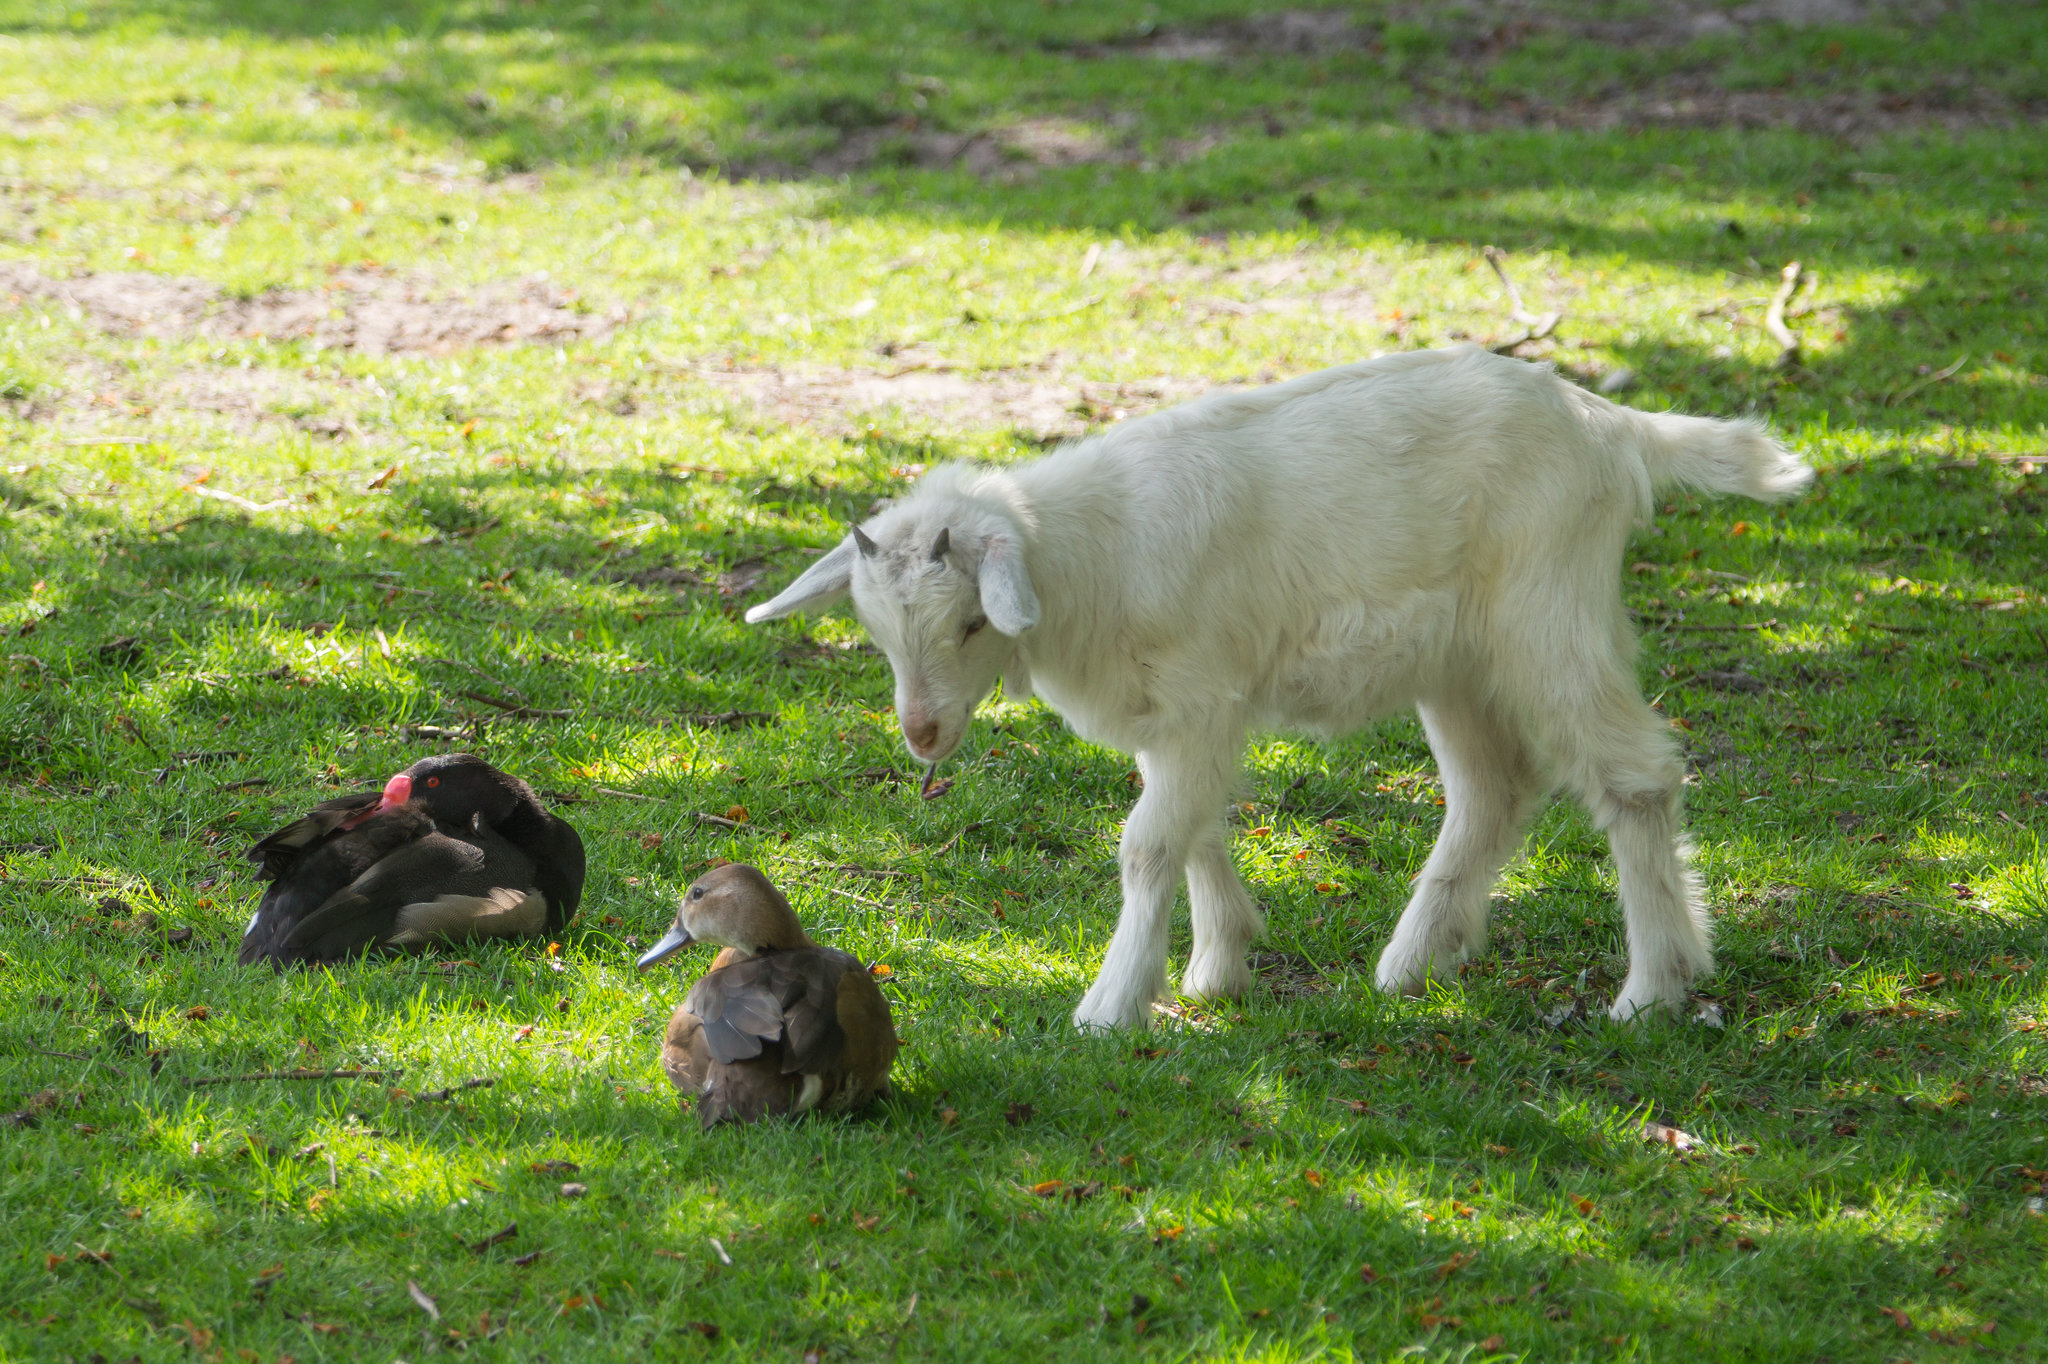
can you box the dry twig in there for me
[185,1068,399,1088]
[184,483,295,514]
[1483,246,1563,352]
[1885,353,1970,407]
[1764,261,1804,369]
[457,690,572,719]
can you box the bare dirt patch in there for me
[688,358,1222,442]
[749,115,1152,184]
[1061,4,2039,137]
[0,264,626,354]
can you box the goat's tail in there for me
[1625,408,1813,503]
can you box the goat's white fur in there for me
[748,346,1811,1029]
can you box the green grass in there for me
[2,1,2046,1360]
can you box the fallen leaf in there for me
[1643,1121,1699,1153]
[1833,1122,1859,1137]
[1731,1143,1759,1156]
[1359,1264,1379,1284]
[365,464,401,491]
[938,1107,958,1127]
[184,1005,211,1021]
[686,1321,720,1340]
[1436,1250,1476,1279]
[1031,1180,1063,1198]
[1004,1102,1034,1126]
[511,1250,542,1268]
[529,1160,580,1175]
[1879,1306,1912,1330]
[1480,1336,1505,1351]
[1302,1169,1324,1188]
[869,963,893,978]
[1572,1196,1599,1218]
[468,1222,517,1252]
[407,1280,440,1322]
[559,1182,587,1199]
[852,1212,881,1231]
[1129,1292,1151,1317]
[723,804,749,824]
[1735,1236,1758,1251]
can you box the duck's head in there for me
[378,753,533,828]
[636,863,813,969]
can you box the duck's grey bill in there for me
[636,926,695,971]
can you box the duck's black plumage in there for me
[238,753,585,967]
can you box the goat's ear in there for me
[744,537,857,623]
[978,534,1038,635]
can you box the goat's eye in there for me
[962,615,989,642]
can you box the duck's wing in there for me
[829,959,899,1100]
[237,805,432,966]
[273,830,504,962]
[244,792,382,882]
[532,815,585,930]
[772,949,865,1076]
[683,957,799,1064]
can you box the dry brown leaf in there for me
[1879,1306,1912,1330]
[1643,1121,1699,1152]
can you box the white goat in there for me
[748,346,1811,1030]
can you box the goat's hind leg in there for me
[1182,829,1261,1001]
[1376,692,1546,997]
[1074,738,1240,1032]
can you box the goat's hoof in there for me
[1072,1008,1151,1034]
[1180,954,1252,1001]
[1373,947,1453,999]
[1072,992,1156,1033]
[1607,980,1689,1022]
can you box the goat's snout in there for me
[902,713,941,756]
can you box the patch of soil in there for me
[750,115,1146,184]
[0,264,626,354]
[1063,4,2036,136]
[1407,81,2043,138]
[691,361,1222,441]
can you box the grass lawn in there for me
[2,1,2046,1359]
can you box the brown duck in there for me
[636,863,897,1127]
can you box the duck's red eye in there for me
[426,777,440,788]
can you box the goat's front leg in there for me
[1074,738,1239,1031]
[1182,828,1260,1001]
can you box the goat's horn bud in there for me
[930,527,951,562]
[852,526,879,557]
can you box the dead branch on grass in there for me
[1764,261,1804,369]
[186,1068,400,1087]
[456,689,572,719]
[1482,246,1562,353]
[1885,352,1971,407]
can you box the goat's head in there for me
[745,473,1037,764]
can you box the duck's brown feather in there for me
[665,945,896,1127]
